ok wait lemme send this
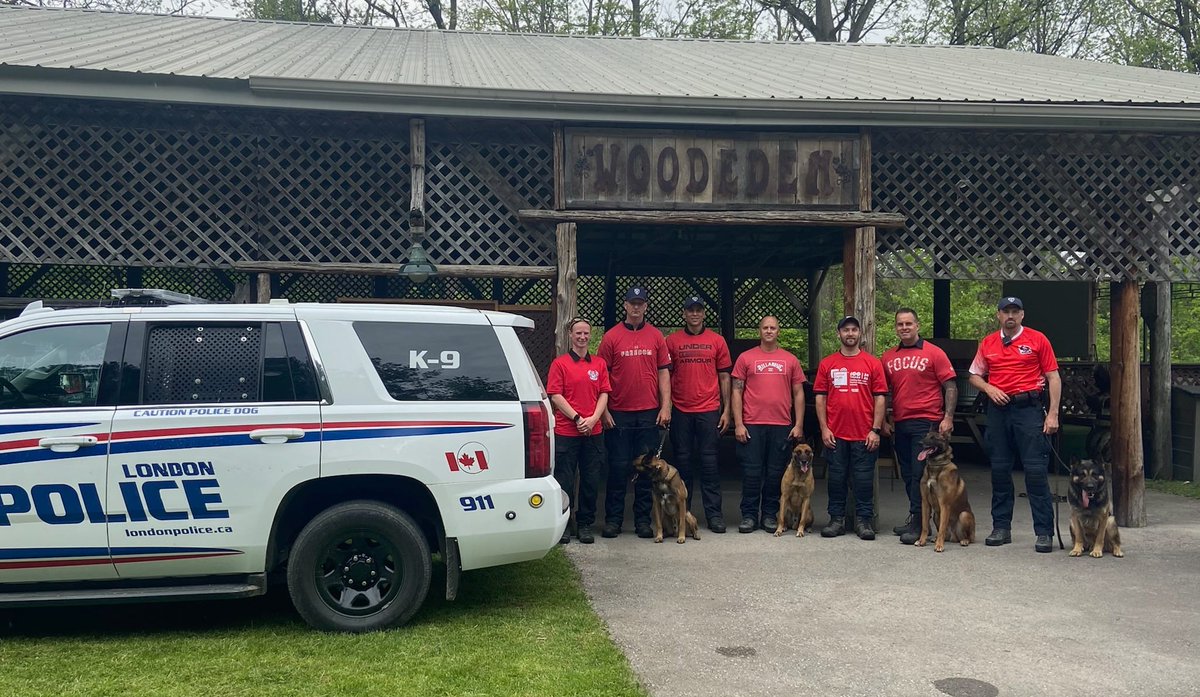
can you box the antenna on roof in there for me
[109,288,211,306]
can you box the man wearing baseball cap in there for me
[968,296,1061,553]
[597,286,672,539]
[665,296,733,532]
[814,315,888,540]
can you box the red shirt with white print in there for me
[882,338,956,422]
[969,327,1058,395]
[666,328,732,413]
[547,351,612,437]
[596,322,671,412]
[731,347,806,426]
[813,351,888,441]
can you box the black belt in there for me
[1006,390,1043,407]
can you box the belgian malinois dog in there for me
[775,442,816,538]
[632,453,700,544]
[1068,458,1124,558]
[915,430,976,552]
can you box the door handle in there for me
[249,428,306,444]
[38,435,100,453]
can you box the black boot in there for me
[821,516,846,538]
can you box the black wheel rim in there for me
[314,528,402,617]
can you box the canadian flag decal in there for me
[445,444,490,474]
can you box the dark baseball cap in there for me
[997,296,1023,310]
[683,295,705,309]
[837,315,861,329]
[624,286,649,302]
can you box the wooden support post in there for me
[1149,281,1172,480]
[1109,281,1146,527]
[256,273,272,303]
[843,130,876,351]
[807,268,822,370]
[719,266,735,340]
[603,253,617,330]
[933,280,950,338]
[555,223,578,355]
[409,118,427,241]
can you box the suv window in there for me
[0,324,110,410]
[354,321,517,401]
[144,323,263,403]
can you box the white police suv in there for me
[0,290,566,632]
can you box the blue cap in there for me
[625,287,649,302]
[998,296,1023,310]
[683,295,705,309]
[837,316,861,329]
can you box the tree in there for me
[894,0,1105,57]
[1105,0,1200,72]
[2,0,212,14]
[751,0,903,42]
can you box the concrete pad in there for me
[564,463,1200,697]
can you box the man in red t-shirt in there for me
[731,315,806,534]
[968,296,1062,553]
[881,308,957,544]
[597,286,672,539]
[666,295,733,533]
[814,315,888,540]
[547,318,611,545]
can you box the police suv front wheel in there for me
[287,501,432,633]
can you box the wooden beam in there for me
[256,272,271,302]
[518,209,907,228]
[933,280,951,338]
[234,261,555,279]
[807,267,822,370]
[844,129,876,352]
[1109,280,1146,527]
[553,123,565,210]
[555,222,578,355]
[1149,281,1172,479]
[409,118,426,237]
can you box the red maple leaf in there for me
[458,453,475,468]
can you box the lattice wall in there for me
[873,130,1200,282]
[575,275,811,330]
[0,96,554,269]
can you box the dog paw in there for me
[676,537,686,544]
[915,538,926,547]
[960,539,969,546]
[1090,550,1103,558]
[654,536,663,543]
[935,544,945,552]
[796,530,804,538]
[1069,548,1082,557]
[773,529,784,537]
[1113,549,1124,557]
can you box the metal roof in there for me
[2,6,1200,128]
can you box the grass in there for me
[1147,478,1200,500]
[0,550,646,697]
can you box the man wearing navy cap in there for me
[597,286,672,539]
[968,296,1062,553]
[665,296,733,532]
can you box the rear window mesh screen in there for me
[354,321,517,401]
[144,325,262,403]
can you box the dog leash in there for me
[1044,431,1072,551]
[654,426,670,458]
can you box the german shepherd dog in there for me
[1068,458,1123,558]
[915,430,976,552]
[775,442,816,537]
[632,454,700,544]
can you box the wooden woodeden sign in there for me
[564,129,861,209]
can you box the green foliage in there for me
[0,551,646,697]
[235,0,332,21]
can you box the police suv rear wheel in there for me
[287,501,431,633]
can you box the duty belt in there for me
[1006,390,1043,408]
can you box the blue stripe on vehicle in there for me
[0,424,512,466]
[0,547,240,560]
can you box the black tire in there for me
[287,500,431,633]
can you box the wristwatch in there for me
[870,427,882,435]
[574,414,584,424]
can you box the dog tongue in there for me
[917,448,932,462]
[1082,490,1091,507]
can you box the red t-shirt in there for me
[596,322,671,412]
[731,347,806,426]
[546,351,612,437]
[882,339,956,422]
[813,351,888,441]
[969,327,1059,394]
[666,328,732,413]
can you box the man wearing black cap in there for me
[597,286,673,539]
[968,296,1061,553]
[813,315,888,540]
[665,296,733,532]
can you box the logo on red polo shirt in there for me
[756,360,785,374]
[1017,345,1033,355]
[588,369,599,381]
